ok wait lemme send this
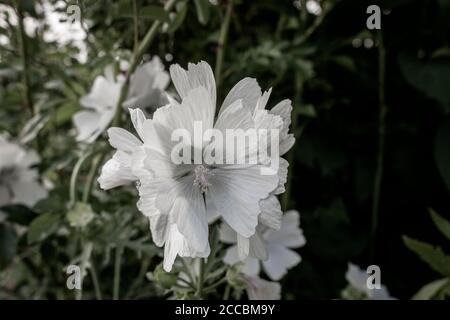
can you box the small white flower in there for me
[345,263,395,300]
[243,275,281,300]
[98,60,295,272]
[221,210,305,281]
[0,135,47,207]
[73,56,169,144]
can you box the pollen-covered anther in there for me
[193,165,212,193]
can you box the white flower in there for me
[73,56,169,144]
[221,210,305,281]
[243,275,281,300]
[345,263,395,300]
[0,136,47,207]
[98,61,295,271]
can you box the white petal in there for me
[128,108,147,140]
[163,175,210,253]
[237,234,250,259]
[273,158,288,195]
[206,165,278,238]
[107,127,142,152]
[262,245,301,281]
[97,152,136,190]
[270,99,295,155]
[345,263,368,292]
[249,230,268,260]
[169,61,216,109]
[219,77,262,116]
[223,246,260,276]
[73,110,101,142]
[244,276,281,300]
[153,86,214,141]
[11,180,48,207]
[259,195,282,230]
[264,210,305,248]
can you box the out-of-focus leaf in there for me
[193,0,211,26]
[398,52,450,111]
[434,119,450,192]
[0,224,18,270]
[0,204,36,226]
[412,278,449,300]
[403,236,450,277]
[430,209,450,241]
[118,5,170,23]
[27,213,61,244]
[54,101,78,126]
[166,1,188,33]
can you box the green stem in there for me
[132,0,139,53]
[371,31,387,256]
[113,245,124,300]
[214,0,233,90]
[195,258,205,298]
[223,284,231,300]
[69,150,93,208]
[89,260,103,300]
[82,153,104,203]
[112,0,177,128]
[15,1,34,116]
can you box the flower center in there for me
[193,165,212,193]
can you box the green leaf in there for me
[0,224,18,270]
[430,208,450,241]
[193,0,211,25]
[403,236,450,277]
[139,5,171,23]
[412,278,449,300]
[27,213,61,244]
[118,5,170,23]
[398,52,450,111]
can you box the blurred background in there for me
[0,0,449,299]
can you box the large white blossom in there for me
[345,263,395,300]
[0,136,47,207]
[221,210,305,281]
[73,56,169,144]
[98,61,295,272]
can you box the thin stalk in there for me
[132,0,139,53]
[371,31,387,256]
[112,0,177,127]
[223,284,231,300]
[82,153,104,203]
[195,258,205,298]
[89,260,103,300]
[15,2,34,116]
[69,150,93,208]
[113,245,124,300]
[214,0,233,90]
